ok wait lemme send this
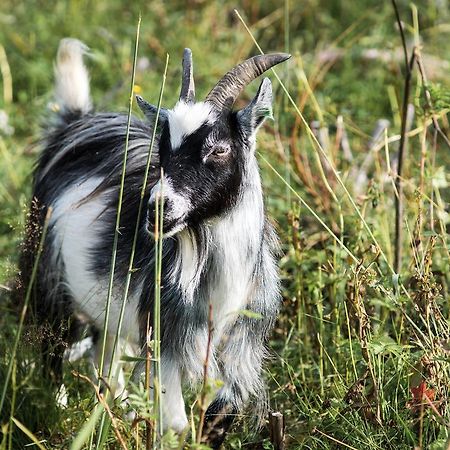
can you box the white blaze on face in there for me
[167,101,216,149]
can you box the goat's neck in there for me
[174,158,265,311]
[210,161,264,256]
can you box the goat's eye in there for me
[202,144,231,163]
[212,146,230,157]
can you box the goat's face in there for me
[138,51,289,237]
[146,98,268,236]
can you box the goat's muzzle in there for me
[146,198,187,238]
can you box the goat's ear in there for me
[237,78,273,136]
[136,95,168,125]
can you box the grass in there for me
[1,0,450,448]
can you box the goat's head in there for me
[138,49,290,237]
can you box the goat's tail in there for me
[54,38,91,117]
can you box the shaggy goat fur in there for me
[20,38,288,447]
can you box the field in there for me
[0,0,449,448]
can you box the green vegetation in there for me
[1,0,449,448]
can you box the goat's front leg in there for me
[130,353,188,433]
[202,319,267,449]
[93,333,132,398]
[160,357,189,433]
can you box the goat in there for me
[19,38,289,447]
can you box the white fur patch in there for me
[168,101,216,149]
[219,324,263,402]
[207,164,264,339]
[93,333,138,398]
[160,358,188,432]
[50,179,140,345]
[54,38,91,114]
[56,384,68,408]
[174,156,265,339]
[65,336,94,363]
[173,229,208,305]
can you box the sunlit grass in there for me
[0,1,449,449]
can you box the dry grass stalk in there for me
[391,0,417,274]
[346,263,382,424]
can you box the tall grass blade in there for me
[95,15,141,449]
[99,13,142,379]
[109,53,169,381]
[153,167,165,440]
[70,404,105,450]
[259,152,358,264]
[10,418,46,450]
[234,9,396,276]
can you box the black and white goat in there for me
[20,38,289,447]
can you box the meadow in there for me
[0,0,449,448]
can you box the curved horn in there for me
[205,53,290,111]
[179,48,195,103]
